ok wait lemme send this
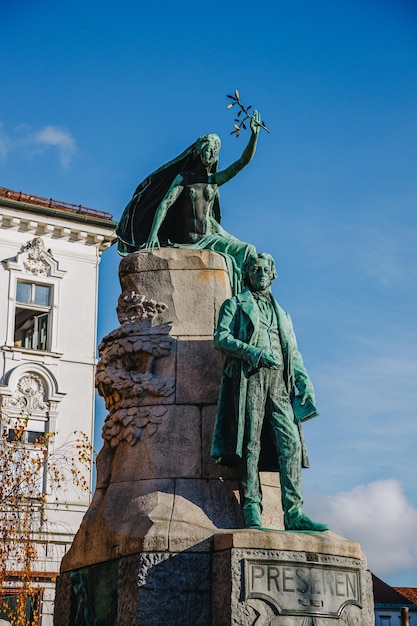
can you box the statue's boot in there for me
[284,510,329,532]
[243,503,262,529]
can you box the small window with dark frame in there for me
[7,428,45,444]
[7,417,47,446]
[14,281,51,351]
[0,589,41,623]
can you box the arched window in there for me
[0,366,65,497]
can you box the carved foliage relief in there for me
[96,291,175,448]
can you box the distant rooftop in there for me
[395,587,417,605]
[0,185,114,222]
[373,574,417,607]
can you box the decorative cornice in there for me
[0,209,116,252]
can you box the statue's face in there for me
[197,134,220,167]
[248,258,273,292]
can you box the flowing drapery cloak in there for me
[116,139,221,255]
[116,137,256,294]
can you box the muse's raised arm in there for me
[212,110,261,187]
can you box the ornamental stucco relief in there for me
[10,373,49,412]
[23,237,53,276]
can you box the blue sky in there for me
[1,0,416,586]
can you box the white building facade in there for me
[0,187,116,624]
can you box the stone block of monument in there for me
[54,249,374,625]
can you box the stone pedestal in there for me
[54,249,373,625]
[55,531,373,625]
[212,531,374,626]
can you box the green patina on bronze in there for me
[116,112,262,294]
[211,253,329,532]
[70,562,117,625]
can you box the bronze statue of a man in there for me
[211,253,328,532]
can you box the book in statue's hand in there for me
[292,396,319,423]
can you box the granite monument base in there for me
[212,530,374,626]
[54,250,373,625]
[55,529,373,625]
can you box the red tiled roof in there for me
[372,574,415,605]
[0,186,114,221]
[395,588,417,604]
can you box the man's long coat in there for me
[211,287,313,470]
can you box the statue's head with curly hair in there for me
[242,253,277,291]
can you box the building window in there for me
[5,414,49,500]
[0,589,41,624]
[14,281,51,351]
[379,616,391,625]
[7,421,46,444]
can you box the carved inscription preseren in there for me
[245,559,362,618]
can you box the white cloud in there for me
[30,125,77,167]
[305,480,417,578]
[0,120,77,168]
